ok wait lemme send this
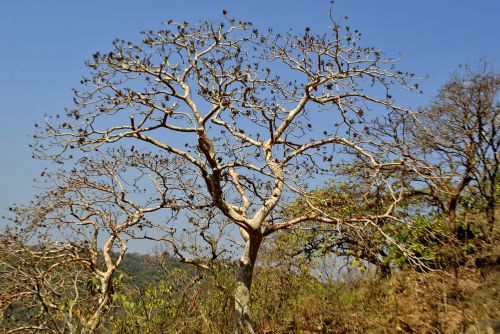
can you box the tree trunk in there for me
[81,282,111,334]
[486,197,496,235]
[233,230,262,334]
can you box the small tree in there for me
[34,13,417,332]
[2,149,197,333]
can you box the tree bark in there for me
[233,230,262,334]
[486,197,496,235]
[81,282,111,334]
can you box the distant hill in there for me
[117,252,189,286]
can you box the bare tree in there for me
[0,233,91,333]
[1,149,199,333]
[376,63,499,238]
[34,13,417,333]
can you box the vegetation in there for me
[0,8,498,334]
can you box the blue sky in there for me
[0,0,498,220]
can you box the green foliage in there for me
[385,216,448,268]
[280,181,390,257]
[278,172,496,274]
[109,281,177,331]
[287,181,388,219]
[106,264,235,333]
[87,275,102,295]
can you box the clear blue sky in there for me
[0,0,498,217]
